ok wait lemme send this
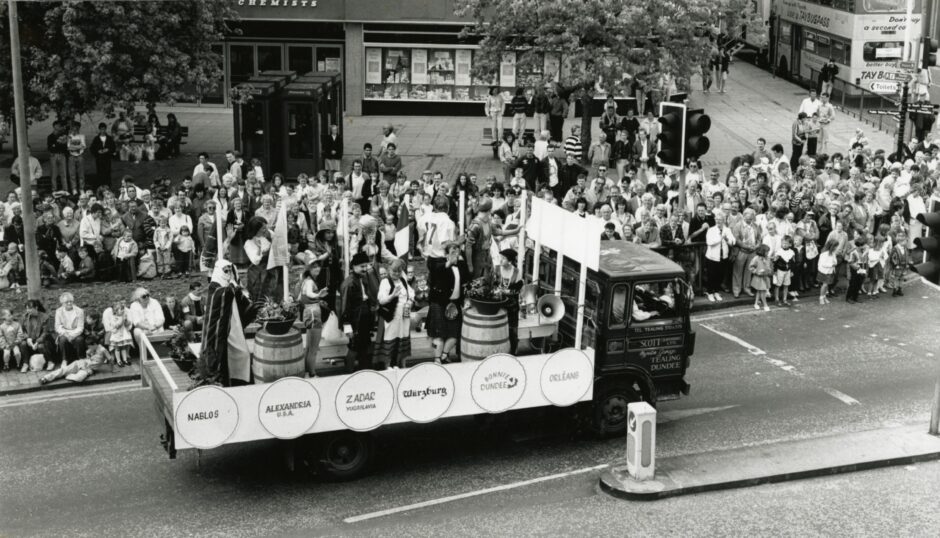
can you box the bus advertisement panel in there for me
[774,0,923,95]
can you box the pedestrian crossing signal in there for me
[656,102,686,169]
[923,37,938,70]
[685,108,711,160]
[912,207,940,284]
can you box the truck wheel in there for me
[318,432,374,480]
[592,383,642,438]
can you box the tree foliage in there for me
[0,0,238,122]
[458,0,750,93]
[456,0,751,160]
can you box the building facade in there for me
[223,0,531,115]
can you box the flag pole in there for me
[459,190,466,236]
[215,190,224,265]
[341,198,350,277]
[517,190,527,276]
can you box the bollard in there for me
[625,401,656,481]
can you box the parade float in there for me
[142,194,695,478]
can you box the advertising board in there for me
[172,348,596,449]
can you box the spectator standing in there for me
[564,126,582,161]
[533,86,552,135]
[378,143,403,185]
[47,121,69,193]
[704,214,735,302]
[791,113,808,172]
[89,122,116,187]
[510,87,528,138]
[322,124,343,172]
[66,121,87,194]
[817,94,836,153]
[485,86,506,141]
[818,58,839,96]
[548,86,568,143]
[9,146,42,187]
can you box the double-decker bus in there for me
[769,0,924,95]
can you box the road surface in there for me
[1,280,938,536]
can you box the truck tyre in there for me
[592,383,642,438]
[317,432,374,480]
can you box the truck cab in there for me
[538,241,695,435]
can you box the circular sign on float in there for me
[396,362,456,423]
[174,386,240,449]
[258,377,321,439]
[539,348,594,407]
[470,353,527,413]
[335,371,395,432]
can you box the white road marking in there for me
[657,405,739,424]
[698,324,766,355]
[699,323,860,406]
[0,383,144,409]
[344,464,609,524]
[691,307,763,323]
[822,388,861,406]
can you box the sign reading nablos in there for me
[172,348,595,449]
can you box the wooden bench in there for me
[482,127,536,144]
[132,125,190,145]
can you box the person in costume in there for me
[495,248,524,354]
[192,260,257,387]
[244,216,281,302]
[427,241,469,364]
[375,258,415,369]
[337,252,378,372]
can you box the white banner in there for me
[455,49,472,86]
[499,52,516,87]
[365,48,382,84]
[526,198,603,271]
[173,348,594,449]
[411,49,428,85]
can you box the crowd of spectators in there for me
[2,90,939,380]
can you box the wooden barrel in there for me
[460,307,511,361]
[252,328,305,384]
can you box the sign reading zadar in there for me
[172,348,595,450]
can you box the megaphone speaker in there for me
[537,295,565,323]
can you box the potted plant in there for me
[256,297,299,335]
[464,275,509,315]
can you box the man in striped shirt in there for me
[564,125,582,161]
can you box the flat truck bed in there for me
[140,318,593,457]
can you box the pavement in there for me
[600,424,940,501]
[0,60,900,195]
[1,278,937,536]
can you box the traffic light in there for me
[923,37,938,69]
[685,108,711,161]
[912,205,940,284]
[656,102,686,169]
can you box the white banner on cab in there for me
[526,198,603,271]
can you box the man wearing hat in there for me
[337,252,378,372]
[495,248,524,354]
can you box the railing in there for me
[805,67,907,139]
[651,242,706,293]
[139,332,179,391]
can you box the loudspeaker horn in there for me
[537,294,565,323]
[520,284,539,314]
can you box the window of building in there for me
[863,41,904,62]
[257,45,283,72]
[288,46,314,75]
[230,45,256,86]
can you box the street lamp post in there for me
[8,0,41,300]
